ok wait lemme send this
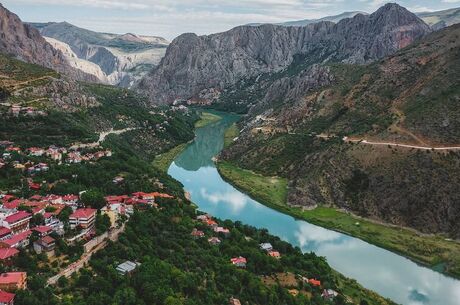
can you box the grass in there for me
[217,160,460,280]
[195,112,222,128]
[217,161,288,207]
[152,143,189,172]
[223,123,239,148]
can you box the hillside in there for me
[219,24,460,244]
[31,22,169,87]
[248,11,368,27]
[417,7,460,30]
[138,3,430,105]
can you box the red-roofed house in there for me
[230,256,247,268]
[0,272,27,291]
[62,194,79,205]
[308,279,321,287]
[3,199,22,210]
[213,227,230,237]
[2,211,31,234]
[27,147,44,157]
[69,208,96,229]
[191,229,205,238]
[31,226,52,237]
[0,231,32,249]
[0,228,11,241]
[33,236,55,257]
[0,289,14,305]
[0,248,19,266]
[268,250,281,259]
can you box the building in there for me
[0,290,14,305]
[116,261,140,275]
[62,194,79,206]
[69,208,96,229]
[2,211,32,234]
[229,298,241,305]
[0,248,19,266]
[208,237,221,245]
[213,227,230,237]
[33,236,55,257]
[191,229,205,238]
[322,289,338,300]
[0,231,32,249]
[0,228,12,241]
[268,250,281,259]
[43,213,64,235]
[0,272,27,291]
[308,279,321,287]
[230,257,247,268]
[259,243,273,252]
[31,226,52,237]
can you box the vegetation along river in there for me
[168,112,460,305]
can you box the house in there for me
[0,231,32,249]
[0,272,27,291]
[27,147,44,157]
[2,211,32,234]
[116,261,140,275]
[43,213,64,235]
[229,298,241,305]
[259,243,273,252]
[308,279,321,287]
[208,237,221,245]
[191,229,205,238]
[62,194,79,206]
[322,289,338,300]
[230,256,247,268]
[0,290,14,305]
[31,226,52,237]
[0,228,11,241]
[268,250,281,259]
[66,152,82,164]
[196,214,210,222]
[69,208,96,229]
[5,147,20,154]
[28,182,40,191]
[0,248,19,265]
[213,227,230,237]
[205,219,217,228]
[43,195,63,205]
[33,236,55,257]
[112,176,124,184]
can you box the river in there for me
[168,113,460,305]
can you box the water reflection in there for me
[168,112,460,305]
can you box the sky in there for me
[3,0,459,41]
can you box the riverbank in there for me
[195,111,223,128]
[223,123,239,147]
[216,160,460,280]
[153,143,189,172]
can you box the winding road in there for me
[343,137,460,151]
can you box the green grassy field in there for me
[152,143,189,172]
[195,112,222,128]
[217,161,288,207]
[223,123,239,148]
[217,160,460,279]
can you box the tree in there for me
[95,213,111,235]
[31,213,44,227]
[81,189,106,210]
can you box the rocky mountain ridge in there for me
[0,4,97,83]
[32,22,169,87]
[138,3,431,105]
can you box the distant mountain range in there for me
[28,22,169,87]
[248,7,460,29]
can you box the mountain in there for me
[30,22,169,87]
[219,23,460,239]
[249,11,368,27]
[0,4,97,82]
[417,7,460,30]
[138,3,431,105]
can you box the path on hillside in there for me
[343,137,460,151]
[71,127,137,149]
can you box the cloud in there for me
[200,188,249,213]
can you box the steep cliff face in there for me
[139,3,431,105]
[0,4,97,82]
[35,22,169,87]
[220,24,460,238]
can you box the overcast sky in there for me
[3,0,459,41]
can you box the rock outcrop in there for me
[138,3,431,104]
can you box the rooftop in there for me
[116,261,140,274]
[70,208,97,219]
[4,211,31,224]
[0,272,26,284]
[0,248,19,260]
[0,290,14,303]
